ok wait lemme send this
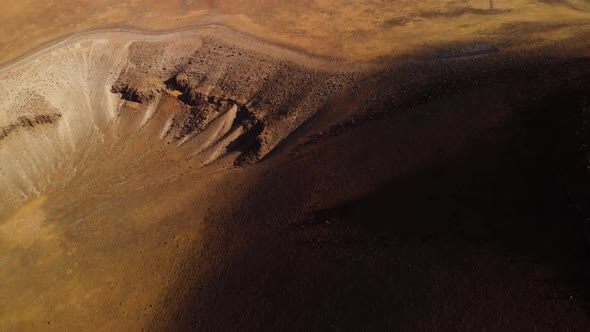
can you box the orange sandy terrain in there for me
[1,1,590,331]
[1,0,590,64]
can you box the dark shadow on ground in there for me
[146,54,590,331]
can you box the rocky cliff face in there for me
[0,30,365,209]
[0,31,369,329]
[111,38,365,165]
[0,113,62,140]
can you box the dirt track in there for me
[0,24,371,75]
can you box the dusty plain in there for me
[2,0,590,64]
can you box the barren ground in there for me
[2,0,590,64]
[1,1,590,331]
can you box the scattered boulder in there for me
[112,74,164,104]
[112,81,159,104]
[175,73,190,90]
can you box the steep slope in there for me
[0,28,365,213]
[149,53,590,331]
[2,25,590,331]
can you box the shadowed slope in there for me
[1,20,590,331]
[148,53,590,331]
[0,27,368,330]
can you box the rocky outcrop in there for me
[226,105,268,165]
[111,38,364,165]
[0,113,62,140]
[112,80,160,104]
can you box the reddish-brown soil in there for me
[146,52,590,331]
[2,25,590,330]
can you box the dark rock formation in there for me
[0,113,62,140]
[112,80,160,104]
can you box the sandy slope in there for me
[0,26,366,330]
[0,26,366,211]
[1,22,590,331]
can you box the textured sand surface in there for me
[2,2,590,331]
[0,26,362,210]
[1,0,590,64]
[0,27,367,330]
